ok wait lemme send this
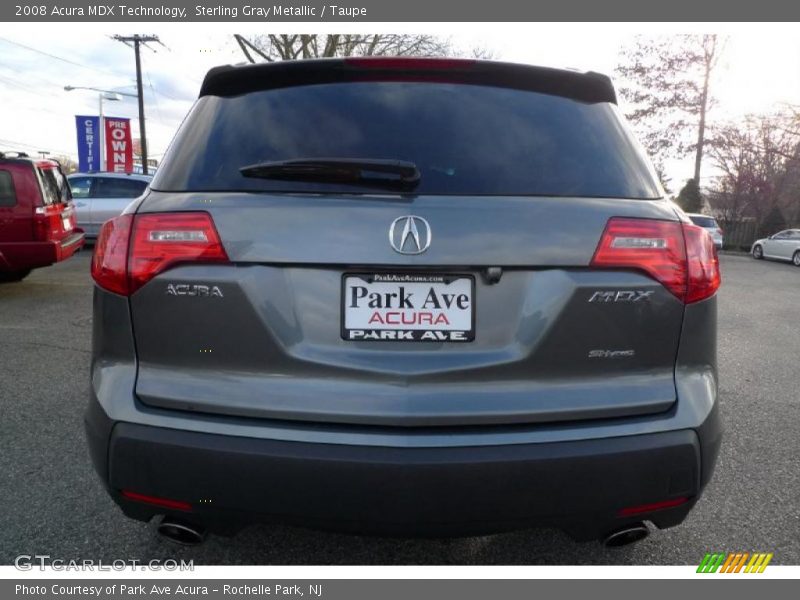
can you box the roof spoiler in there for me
[199,58,617,105]
[0,151,30,159]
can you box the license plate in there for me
[342,274,474,342]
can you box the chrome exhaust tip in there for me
[603,523,649,548]
[157,516,207,546]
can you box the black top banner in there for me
[3,0,800,21]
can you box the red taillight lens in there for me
[91,212,228,296]
[92,214,133,295]
[33,206,63,241]
[684,224,721,304]
[591,218,688,300]
[591,218,720,304]
[128,213,228,294]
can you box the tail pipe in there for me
[603,522,649,547]
[157,516,207,546]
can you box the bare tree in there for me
[52,154,78,174]
[234,34,459,63]
[706,112,800,233]
[616,35,723,184]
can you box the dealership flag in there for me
[104,117,133,173]
[74,115,100,172]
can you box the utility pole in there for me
[113,34,159,175]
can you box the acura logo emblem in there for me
[389,216,432,255]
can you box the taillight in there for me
[92,214,133,295]
[33,206,61,241]
[32,208,50,242]
[129,213,228,293]
[591,218,720,304]
[91,212,228,296]
[684,224,721,303]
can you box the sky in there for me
[1,23,799,191]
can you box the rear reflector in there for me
[121,490,192,512]
[591,218,720,304]
[91,212,228,296]
[618,496,689,517]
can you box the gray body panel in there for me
[91,288,718,450]
[128,192,685,426]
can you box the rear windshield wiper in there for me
[240,158,420,190]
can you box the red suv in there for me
[0,152,84,282]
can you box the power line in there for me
[0,137,73,156]
[113,34,160,175]
[2,35,202,104]
[0,36,122,79]
[146,73,166,125]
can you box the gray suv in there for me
[86,58,722,547]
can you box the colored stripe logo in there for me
[697,552,773,573]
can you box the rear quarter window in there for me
[0,170,16,206]
[153,82,662,199]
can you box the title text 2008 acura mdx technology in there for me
[85,58,721,547]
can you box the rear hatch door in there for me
[129,60,683,427]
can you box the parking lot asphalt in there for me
[0,251,798,565]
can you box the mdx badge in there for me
[588,290,654,303]
[166,283,224,297]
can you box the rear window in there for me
[153,82,662,198]
[689,216,718,228]
[0,170,16,206]
[36,166,70,205]
[94,177,148,198]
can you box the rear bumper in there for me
[55,230,85,261]
[85,396,719,538]
[0,230,84,271]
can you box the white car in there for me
[67,172,152,238]
[752,229,800,266]
[686,213,723,249]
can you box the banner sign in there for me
[105,117,133,174]
[74,115,100,173]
